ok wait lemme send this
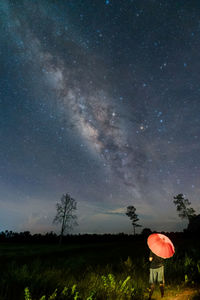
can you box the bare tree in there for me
[173,193,196,222]
[126,205,142,235]
[53,193,78,244]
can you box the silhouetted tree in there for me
[126,206,142,235]
[141,227,152,236]
[187,214,200,232]
[53,193,78,244]
[173,194,196,222]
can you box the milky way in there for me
[1,0,200,233]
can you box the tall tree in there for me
[53,193,78,244]
[173,194,196,222]
[126,206,142,235]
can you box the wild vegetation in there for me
[0,232,200,299]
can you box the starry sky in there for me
[1,0,200,234]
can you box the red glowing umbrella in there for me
[147,233,175,259]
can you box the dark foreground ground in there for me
[0,233,200,299]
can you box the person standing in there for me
[147,233,175,300]
[148,250,165,299]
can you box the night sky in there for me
[1,0,200,234]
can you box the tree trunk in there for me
[59,210,66,245]
[59,223,64,245]
[59,234,63,245]
[60,200,68,245]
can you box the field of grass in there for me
[0,234,200,299]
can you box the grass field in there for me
[0,234,200,299]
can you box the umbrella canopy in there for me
[147,233,175,259]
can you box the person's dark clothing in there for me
[149,250,164,269]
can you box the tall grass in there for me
[0,238,199,300]
[24,271,143,300]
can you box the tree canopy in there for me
[53,193,78,244]
[173,194,196,222]
[126,206,142,235]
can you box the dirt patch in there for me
[145,287,200,299]
[168,288,200,300]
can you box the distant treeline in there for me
[0,230,195,244]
